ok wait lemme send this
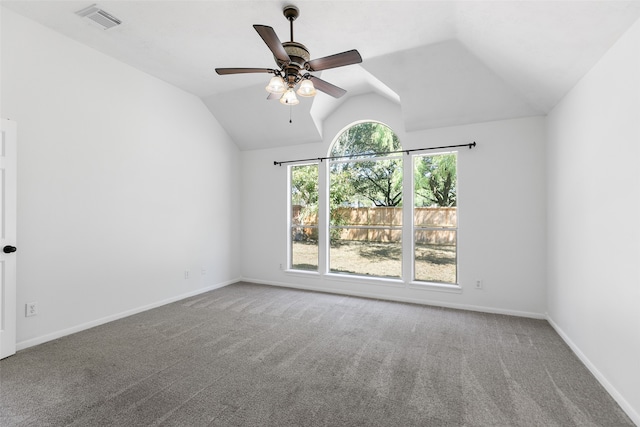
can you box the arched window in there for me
[328,122,403,278]
[330,121,401,158]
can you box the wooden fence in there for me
[292,206,457,244]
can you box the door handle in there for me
[3,245,16,254]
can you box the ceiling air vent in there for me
[75,4,122,30]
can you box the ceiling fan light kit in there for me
[280,88,300,105]
[265,75,286,94]
[296,79,316,97]
[216,4,362,107]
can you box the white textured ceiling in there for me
[3,1,640,150]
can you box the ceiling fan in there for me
[215,5,362,106]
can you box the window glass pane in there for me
[329,155,402,279]
[291,227,318,271]
[330,229,401,278]
[413,153,457,284]
[414,154,457,209]
[331,122,401,158]
[414,230,457,283]
[291,164,318,271]
[291,164,318,226]
[330,158,403,223]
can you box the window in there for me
[286,121,459,286]
[290,163,319,271]
[413,153,457,283]
[328,122,402,278]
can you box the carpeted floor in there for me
[0,282,634,426]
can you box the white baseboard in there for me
[239,276,546,320]
[16,278,239,352]
[546,315,640,426]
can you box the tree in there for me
[291,164,318,207]
[331,122,400,158]
[330,122,403,207]
[414,154,457,207]
[291,164,318,233]
[350,158,402,206]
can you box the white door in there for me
[0,118,17,359]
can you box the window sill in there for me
[284,270,462,294]
[408,281,462,294]
[285,269,321,279]
[324,272,405,288]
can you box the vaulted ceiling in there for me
[3,1,640,150]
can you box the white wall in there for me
[547,17,640,425]
[1,8,241,348]
[241,93,547,317]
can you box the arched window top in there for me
[330,121,401,158]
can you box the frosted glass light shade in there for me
[296,79,316,97]
[265,76,286,94]
[280,88,299,105]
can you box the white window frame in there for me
[408,151,460,291]
[284,122,461,292]
[287,162,320,275]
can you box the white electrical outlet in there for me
[475,279,483,289]
[26,302,38,317]
[184,270,190,279]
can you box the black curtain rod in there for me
[273,141,476,166]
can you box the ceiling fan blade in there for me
[267,92,281,100]
[306,49,362,72]
[309,75,347,98]
[215,68,274,75]
[253,25,290,64]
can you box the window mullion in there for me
[402,154,414,283]
[318,160,328,274]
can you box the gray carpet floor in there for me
[0,282,634,426]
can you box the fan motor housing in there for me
[281,41,310,68]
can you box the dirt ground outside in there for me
[291,241,456,283]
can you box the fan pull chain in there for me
[289,106,293,124]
